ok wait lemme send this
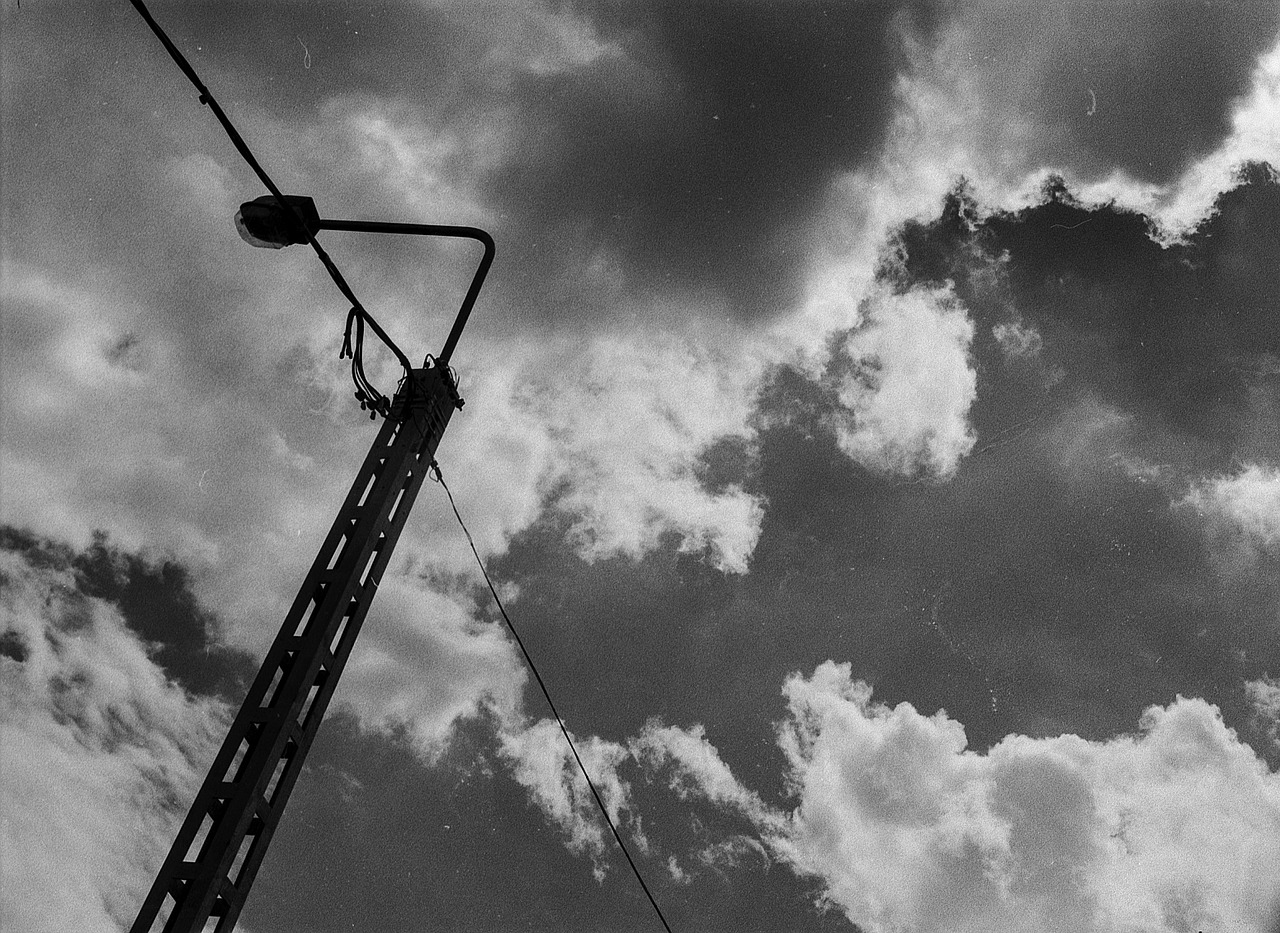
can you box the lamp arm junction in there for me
[315,219,495,367]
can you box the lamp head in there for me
[234,195,321,248]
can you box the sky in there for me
[3,2,1280,932]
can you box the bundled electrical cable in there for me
[341,306,394,418]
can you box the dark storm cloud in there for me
[937,1,1280,184]
[885,164,1280,454]
[0,526,252,699]
[810,165,1280,741]
[12,2,916,328]
[478,168,1280,797]
[38,2,915,327]
[487,3,927,321]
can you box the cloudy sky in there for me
[4,2,1280,932]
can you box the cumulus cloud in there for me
[338,576,526,760]
[825,287,978,478]
[771,661,1280,933]
[442,330,767,575]
[0,546,228,933]
[1180,463,1280,557]
[582,662,1280,933]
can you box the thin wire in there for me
[429,461,676,933]
[129,1,667,924]
[127,0,409,414]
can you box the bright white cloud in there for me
[381,652,1280,933]
[826,288,978,478]
[441,330,767,575]
[497,717,640,880]
[0,547,228,933]
[632,720,776,826]
[608,661,1280,933]
[1085,37,1280,239]
[770,661,1280,933]
[1182,463,1280,551]
[339,576,525,760]
[800,18,1280,344]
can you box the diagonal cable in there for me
[129,2,672,925]
[430,461,676,933]
[126,0,411,413]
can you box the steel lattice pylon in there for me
[132,365,458,933]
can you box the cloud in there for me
[1180,463,1280,561]
[482,3,911,323]
[497,717,639,880]
[0,243,375,656]
[440,330,767,575]
[0,544,228,933]
[771,661,1280,933]
[929,3,1277,186]
[1087,38,1280,239]
[992,319,1044,361]
[338,576,526,760]
[824,287,978,478]
[472,2,621,78]
[632,720,776,824]
[489,655,1280,932]
[804,9,1280,312]
[1247,676,1280,750]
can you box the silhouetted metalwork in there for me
[235,195,495,415]
[132,365,457,933]
[123,3,497,928]
[132,200,491,932]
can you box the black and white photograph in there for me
[3,3,1280,932]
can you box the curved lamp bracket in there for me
[235,195,495,367]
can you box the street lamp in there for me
[234,194,494,368]
[132,196,494,933]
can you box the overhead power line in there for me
[127,0,408,416]
[430,462,676,933]
[125,2,676,930]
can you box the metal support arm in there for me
[316,219,494,367]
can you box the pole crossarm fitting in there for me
[131,365,458,933]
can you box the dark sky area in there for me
[4,3,1280,933]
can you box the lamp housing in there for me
[235,194,322,248]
